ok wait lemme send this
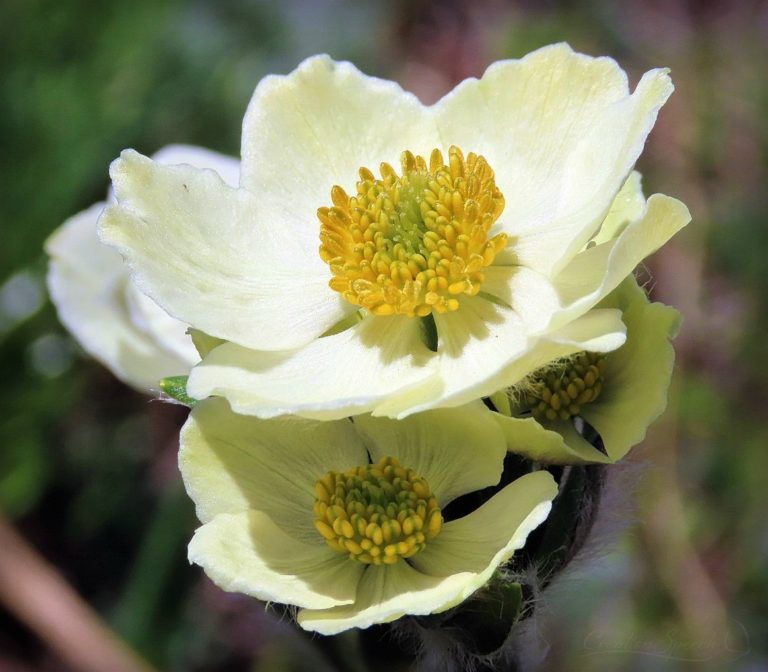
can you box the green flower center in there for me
[524,352,606,422]
[317,146,507,318]
[313,456,443,565]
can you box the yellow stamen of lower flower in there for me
[524,352,606,422]
[318,146,507,317]
[313,456,443,565]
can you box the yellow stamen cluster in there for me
[525,352,606,422]
[318,146,507,317]
[313,456,442,565]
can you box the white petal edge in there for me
[240,54,441,255]
[493,414,611,465]
[189,510,363,610]
[99,150,350,351]
[590,171,646,246]
[553,194,690,327]
[46,203,194,392]
[151,144,240,187]
[582,279,681,461]
[433,42,674,275]
[187,314,438,421]
[377,304,627,418]
[180,397,367,543]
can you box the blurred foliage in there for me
[1,0,767,670]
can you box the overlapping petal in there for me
[46,203,195,391]
[100,150,350,352]
[581,279,681,461]
[553,194,690,325]
[434,43,673,275]
[378,305,627,417]
[353,404,506,505]
[496,278,680,464]
[240,55,441,252]
[180,397,367,541]
[186,314,437,420]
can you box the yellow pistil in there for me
[313,456,443,565]
[524,352,606,422]
[318,146,507,317]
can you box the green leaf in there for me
[159,376,197,407]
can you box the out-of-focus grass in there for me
[1,1,767,670]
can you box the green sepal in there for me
[159,376,197,407]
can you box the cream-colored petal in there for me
[581,279,681,461]
[434,43,673,275]
[46,203,194,392]
[553,194,690,325]
[480,265,563,333]
[378,300,626,418]
[100,150,349,351]
[189,510,363,609]
[151,144,240,187]
[591,171,645,246]
[493,415,610,464]
[186,315,438,421]
[428,297,528,407]
[123,281,198,364]
[410,470,557,576]
[188,329,226,359]
[298,471,556,635]
[297,562,462,635]
[180,397,367,542]
[240,55,440,255]
[353,403,506,506]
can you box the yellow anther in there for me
[318,146,507,317]
[312,456,443,565]
[314,520,336,541]
[522,351,607,422]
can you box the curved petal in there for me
[186,314,438,421]
[582,279,681,461]
[297,562,466,635]
[100,150,349,351]
[240,55,440,252]
[189,510,363,609]
[410,470,557,576]
[180,397,367,542]
[493,414,611,464]
[480,265,563,334]
[434,43,673,275]
[123,281,198,363]
[553,194,690,325]
[591,171,645,246]
[298,471,556,635]
[45,203,194,392]
[353,403,506,506]
[151,144,240,187]
[379,299,626,417]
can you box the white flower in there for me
[100,44,690,416]
[181,398,557,634]
[493,274,681,464]
[46,145,239,392]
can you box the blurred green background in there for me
[1,0,766,670]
